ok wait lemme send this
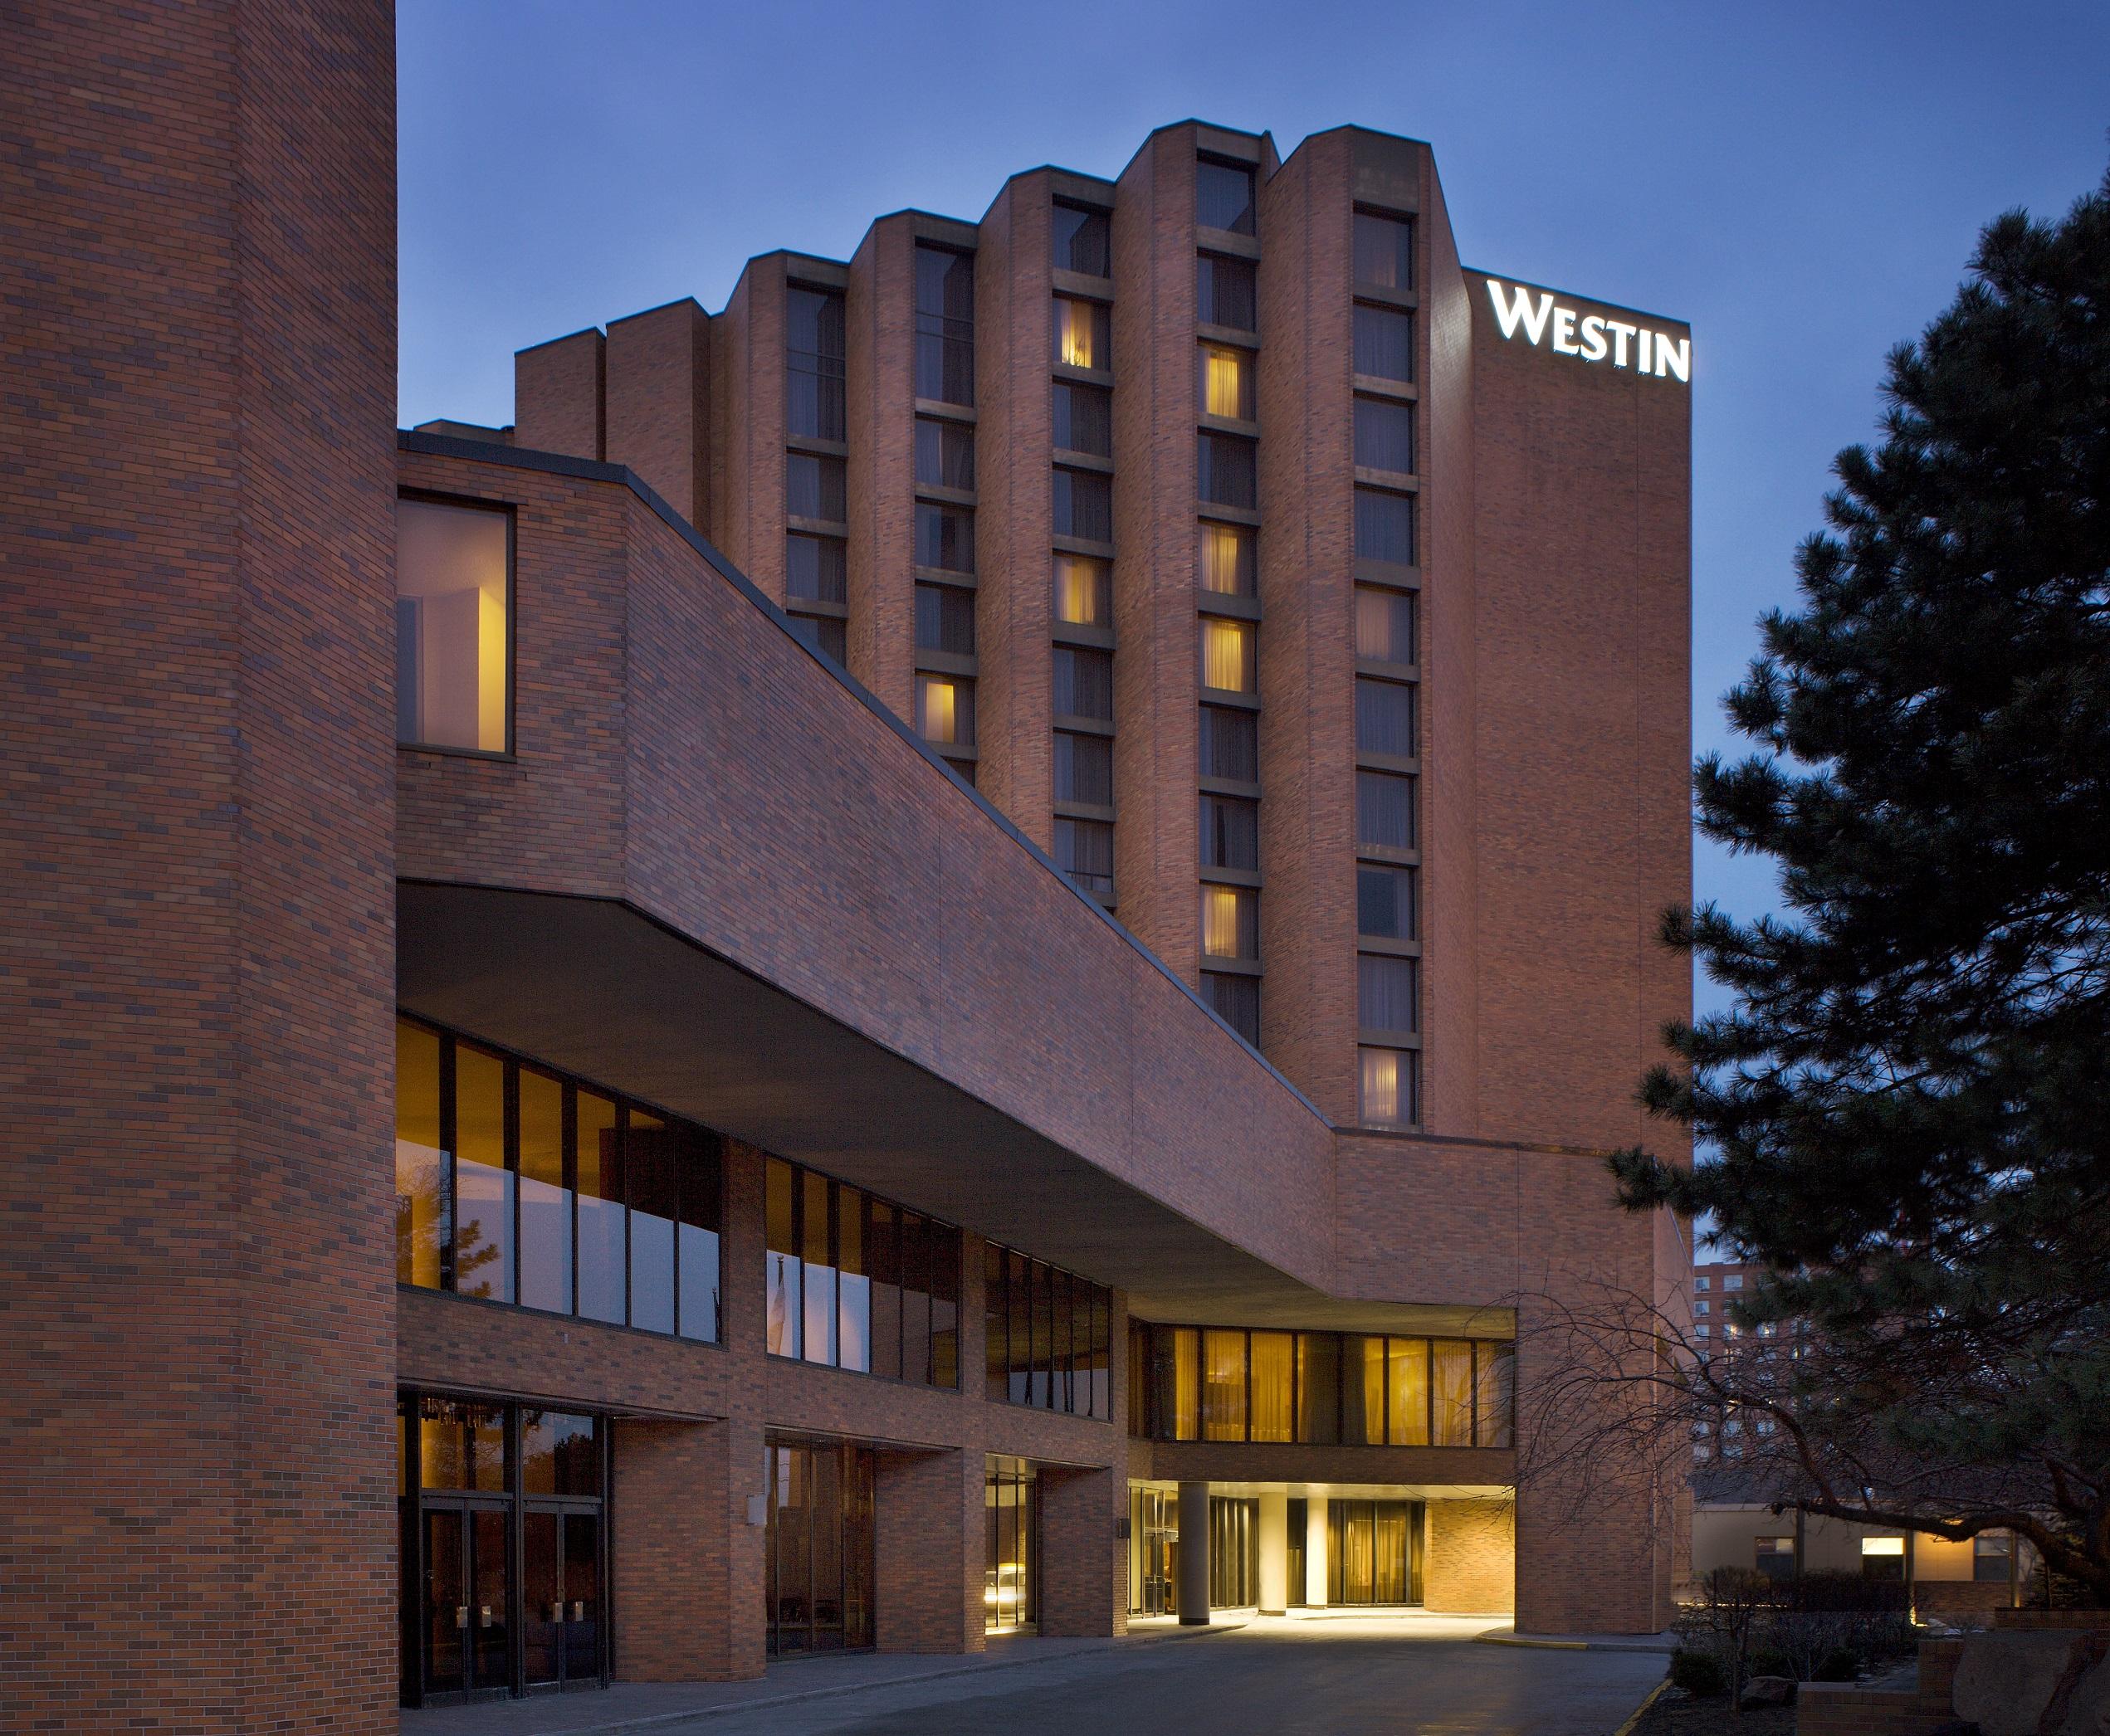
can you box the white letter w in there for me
[1486,280,1553,345]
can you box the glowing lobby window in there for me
[1201,885,1257,961]
[1140,1324,1512,1447]
[1199,520,1255,597]
[396,495,509,754]
[1053,554,1111,627]
[1199,617,1254,694]
[985,1243,1111,1418]
[1353,209,1414,292]
[1200,344,1253,420]
[392,1017,721,1342]
[766,1436,876,1656]
[1054,295,1110,371]
[1328,1499,1422,1605]
[767,1156,960,1389]
[985,1456,1038,1632]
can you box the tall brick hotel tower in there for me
[8,2,1689,1724]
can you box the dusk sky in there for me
[398,0,2108,1010]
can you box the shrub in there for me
[1748,1645,1794,1680]
[1812,1648,1860,1683]
[1670,1646,1730,1699]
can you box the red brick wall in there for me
[517,327,606,461]
[3,2,398,1729]
[1039,1466,1121,1636]
[612,1417,766,1681]
[1425,1499,1517,1614]
[606,298,711,528]
[847,218,921,720]
[876,1449,985,1654]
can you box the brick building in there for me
[7,2,1692,1724]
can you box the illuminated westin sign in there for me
[1485,279,1690,383]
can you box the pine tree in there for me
[1614,164,2110,1598]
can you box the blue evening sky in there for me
[398,0,2108,1014]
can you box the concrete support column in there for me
[1305,1495,1330,1608]
[1176,1480,1211,1625]
[1258,1490,1289,1615]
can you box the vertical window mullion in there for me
[562,1083,577,1319]
[439,1036,457,1293]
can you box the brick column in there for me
[611,1418,767,1681]
[1424,1499,1516,1615]
[1177,1480,1213,1623]
[4,2,398,1728]
[875,1447,984,1654]
[1038,1465,1120,1637]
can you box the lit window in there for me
[1054,296,1110,370]
[1860,1536,1906,1582]
[1199,522,1254,596]
[1200,344,1253,420]
[1353,304,1414,383]
[916,675,974,747]
[1199,617,1254,693]
[1196,158,1256,235]
[1053,554,1111,626]
[1201,885,1257,960]
[396,496,510,753]
[1355,585,1414,663]
[1352,211,1414,291]
[1359,1047,1413,1126]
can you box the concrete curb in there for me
[425,1624,1233,1736]
[1475,1629,1678,1654]
[1612,1676,1673,1736]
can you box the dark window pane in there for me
[914,417,976,490]
[517,1063,569,1314]
[787,452,847,523]
[1204,971,1260,1045]
[1355,676,1417,758]
[915,503,975,573]
[1353,304,1414,383]
[1358,953,1419,1033]
[1356,770,1416,851]
[1053,202,1111,276]
[574,1090,623,1324]
[1357,864,1417,940]
[623,1109,681,1335]
[677,1129,721,1343]
[1054,729,1114,806]
[801,1168,835,1367]
[1196,158,1256,235]
[766,1156,801,1358]
[1054,817,1115,896]
[785,533,847,603]
[929,1223,960,1391]
[1053,468,1113,543]
[916,583,976,656]
[1355,488,1415,566]
[453,1046,511,1300]
[786,286,847,440]
[786,612,847,665]
[1053,646,1113,719]
[915,246,975,404]
[868,1197,901,1380]
[1199,705,1258,783]
[521,1409,598,1497]
[984,1245,1008,1402]
[1199,793,1258,870]
[1052,382,1111,456]
[1354,397,1414,473]
[1355,586,1415,664]
[1297,1333,1341,1444]
[901,1212,932,1386]
[1352,212,1414,290]
[1197,433,1257,510]
[1197,254,1257,331]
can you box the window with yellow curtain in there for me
[1200,885,1256,961]
[1199,344,1253,420]
[1198,521,1254,596]
[1054,295,1109,370]
[1358,1047,1404,1125]
[1173,1327,1201,1441]
[916,674,974,747]
[1249,1331,1293,1442]
[1202,1329,1248,1441]
[1387,1337,1430,1445]
[1432,1339,1476,1446]
[1053,554,1111,627]
[1343,1334,1386,1445]
[1199,617,1253,693]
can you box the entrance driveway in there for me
[403,1617,1666,1736]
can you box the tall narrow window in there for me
[574,1091,623,1325]
[1199,706,1258,783]
[914,417,976,490]
[1354,397,1414,474]
[1352,211,1414,291]
[1053,730,1114,807]
[1352,305,1414,383]
[1196,158,1257,235]
[624,1109,679,1336]
[1053,555,1111,626]
[914,246,975,405]
[1355,676,1417,758]
[1387,1338,1429,1446]
[1052,381,1112,456]
[1199,521,1255,597]
[1197,255,1258,331]
[1355,488,1415,567]
[1052,202,1111,276]
[1359,1046,1412,1127]
[1358,954,1419,1034]
[1201,885,1258,960]
[397,496,509,754]
[394,1020,447,1290]
[1054,817,1114,897]
[1199,617,1254,693]
[1357,864,1417,941]
[1204,973,1260,1046]
[787,452,847,524]
[1199,794,1258,870]
[916,675,974,748]
[1053,646,1113,720]
[1197,433,1257,510]
[786,533,847,603]
[1200,344,1253,420]
[517,1064,569,1314]
[1053,296,1111,370]
[1355,586,1415,664]
[1053,469,1113,544]
[1202,1329,1249,1439]
[1432,1339,1475,1446]
[915,583,976,656]
[1251,1331,1294,1443]
[786,286,847,441]
[1356,770,1416,851]
[452,1043,511,1303]
[915,503,975,573]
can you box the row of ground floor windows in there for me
[1130,1490,1426,1617]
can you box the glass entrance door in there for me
[524,1505,603,1691]
[422,1499,513,1701]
